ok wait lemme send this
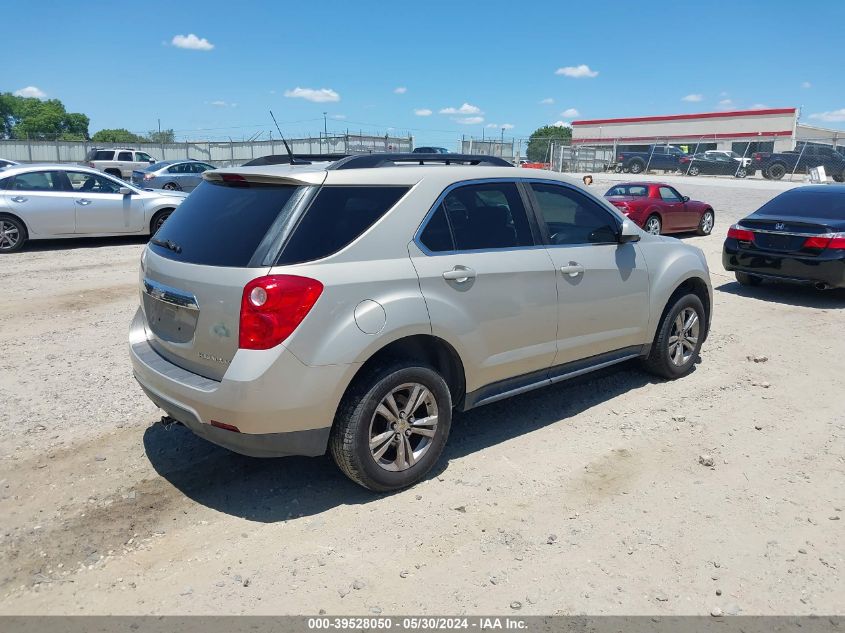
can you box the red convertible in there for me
[604,182,715,236]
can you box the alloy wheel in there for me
[668,307,699,366]
[646,217,661,235]
[368,382,439,472]
[0,220,20,251]
[700,211,714,234]
[163,183,180,191]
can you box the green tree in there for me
[92,128,146,143]
[526,124,572,162]
[0,93,89,140]
[147,128,176,144]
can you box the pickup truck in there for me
[750,143,845,181]
[614,145,687,174]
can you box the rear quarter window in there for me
[277,186,409,265]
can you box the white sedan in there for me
[0,164,187,253]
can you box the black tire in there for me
[762,170,772,180]
[150,209,173,235]
[0,214,27,253]
[833,173,844,183]
[162,182,181,191]
[330,362,452,492]
[697,209,715,236]
[688,165,700,176]
[644,214,662,235]
[642,293,706,380]
[735,271,762,287]
[735,168,748,179]
[766,163,786,180]
[629,159,645,174]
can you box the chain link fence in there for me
[0,133,414,167]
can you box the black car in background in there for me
[680,152,748,178]
[723,185,845,289]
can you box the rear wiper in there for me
[150,237,182,254]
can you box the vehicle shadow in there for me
[143,361,656,522]
[20,235,149,253]
[716,279,845,309]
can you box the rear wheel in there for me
[642,293,706,379]
[150,209,173,235]
[330,362,452,491]
[162,182,181,191]
[762,170,772,180]
[697,210,714,236]
[645,214,662,235]
[767,163,786,180]
[735,271,762,287]
[629,160,645,174]
[688,165,700,176]
[735,167,748,178]
[833,173,844,183]
[0,215,27,253]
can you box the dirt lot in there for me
[0,175,842,616]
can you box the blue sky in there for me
[5,0,845,145]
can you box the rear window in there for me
[277,186,409,265]
[149,181,303,267]
[754,189,845,220]
[606,185,648,197]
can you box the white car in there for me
[83,148,157,179]
[704,150,752,167]
[0,164,186,253]
[0,159,20,170]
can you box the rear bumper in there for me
[129,309,356,457]
[722,242,845,288]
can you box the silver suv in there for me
[130,154,712,491]
[84,148,156,179]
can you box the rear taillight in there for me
[239,275,323,350]
[617,155,623,161]
[611,201,631,213]
[804,233,845,250]
[727,225,754,242]
[143,173,155,180]
[680,157,690,164]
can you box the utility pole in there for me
[323,112,328,137]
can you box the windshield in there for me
[754,189,845,221]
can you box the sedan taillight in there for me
[803,233,845,250]
[143,173,156,180]
[727,225,754,242]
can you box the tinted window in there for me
[278,186,408,264]
[438,182,533,251]
[117,151,133,161]
[659,186,682,202]
[419,205,453,252]
[167,163,187,174]
[136,152,152,162]
[10,171,63,191]
[754,189,845,220]
[606,184,648,197]
[65,171,122,193]
[150,181,302,267]
[94,150,114,160]
[531,183,619,245]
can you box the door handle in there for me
[442,266,476,282]
[11,196,27,203]
[559,263,585,277]
[76,199,92,206]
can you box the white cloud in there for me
[681,94,703,102]
[171,33,214,51]
[555,64,598,78]
[454,116,484,125]
[750,103,770,109]
[330,114,346,120]
[539,97,554,105]
[439,102,482,115]
[560,107,580,117]
[553,120,571,128]
[283,87,340,103]
[718,98,734,108]
[801,81,812,89]
[393,86,407,94]
[809,108,845,122]
[13,86,46,99]
[501,123,514,130]
[210,100,230,107]
[486,123,499,128]
[414,108,433,116]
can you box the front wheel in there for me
[642,293,706,379]
[150,209,172,235]
[330,362,452,491]
[735,168,748,178]
[0,215,27,253]
[833,173,844,183]
[767,163,786,180]
[644,214,662,235]
[629,160,644,174]
[697,210,714,235]
[687,165,700,176]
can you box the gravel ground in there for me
[0,175,842,615]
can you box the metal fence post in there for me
[789,140,807,181]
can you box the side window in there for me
[659,186,682,202]
[197,163,215,172]
[65,171,122,194]
[531,183,619,245]
[94,150,114,160]
[117,151,133,161]
[440,182,533,251]
[167,164,186,174]
[419,205,454,252]
[135,152,152,162]
[10,171,63,192]
[278,186,409,265]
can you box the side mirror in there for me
[149,159,156,164]
[119,186,132,196]
[682,195,690,202]
[618,219,641,243]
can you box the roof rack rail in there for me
[241,153,348,167]
[326,153,512,170]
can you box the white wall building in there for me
[571,108,844,155]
